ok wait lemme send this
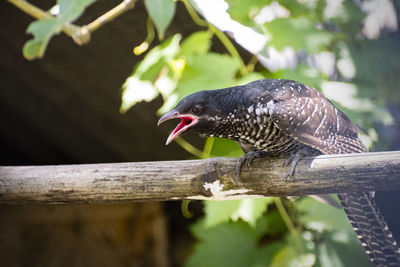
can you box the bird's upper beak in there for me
[157,109,198,145]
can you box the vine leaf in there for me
[144,0,176,39]
[23,0,96,60]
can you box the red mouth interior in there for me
[173,116,194,134]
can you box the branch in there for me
[0,151,399,205]
[8,0,136,45]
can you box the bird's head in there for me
[157,90,225,145]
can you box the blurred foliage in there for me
[23,0,96,60]
[17,0,399,266]
[119,0,398,266]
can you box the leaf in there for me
[134,34,181,80]
[120,34,181,112]
[208,137,242,157]
[144,0,176,39]
[271,247,316,267]
[297,197,353,233]
[23,0,96,60]
[180,31,212,57]
[203,198,272,228]
[203,200,241,228]
[234,72,265,86]
[225,0,270,27]
[120,76,158,113]
[254,209,288,237]
[23,18,61,60]
[187,219,282,267]
[58,0,96,23]
[313,232,373,267]
[264,17,334,53]
[273,64,324,90]
[177,53,240,100]
[232,198,272,227]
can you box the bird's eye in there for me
[191,104,203,114]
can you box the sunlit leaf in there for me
[120,76,158,113]
[232,198,272,227]
[203,200,241,228]
[134,34,181,80]
[204,198,272,228]
[144,0,176,39]
[270,246,299,267]
[180,31,212,57]
[225,0,270,27]
[264,17,334,53]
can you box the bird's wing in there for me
[268,94,367,154]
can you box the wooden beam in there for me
[0,151,399,205]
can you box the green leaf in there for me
[313,232,373,267]
[203,200,241,228]
[58,0,96,23]
[264,17,334,53]
[187,219,282,267]
[120,34,181,112]
[271,247,316,267]
[208,137,242,157]
[273,64,324,90]
[134,34,181,80]
[180,31,212,57]
[234,72,266,86]
[232,198,272,227]
[204,198,272,228]
[23,18,61,60]
[297,197,352,233]
[144,0,176,39]
[225,0,271,27]
[177,53,240,100]
[22,0,96,60]
[254,209,288,237]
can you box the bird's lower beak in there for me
[157,110,198,145]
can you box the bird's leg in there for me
[234,150,271,181]
[283,147,318,179]
[282,152,304,179]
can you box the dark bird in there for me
[158,79,400,266]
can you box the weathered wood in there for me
[0,151,399,205]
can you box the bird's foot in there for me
[282,147,316,179]
[234,150,270,181]
[282,154,299,179]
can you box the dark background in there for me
[1,1,400,266]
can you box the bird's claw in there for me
[234,151,269,182]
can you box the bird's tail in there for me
[339,192,400,266]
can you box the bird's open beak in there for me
[158,110,198,145]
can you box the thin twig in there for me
[84,0,135,33]
[7,0,136,45]
[7,0,80,40]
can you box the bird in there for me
[157,79,400,266]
